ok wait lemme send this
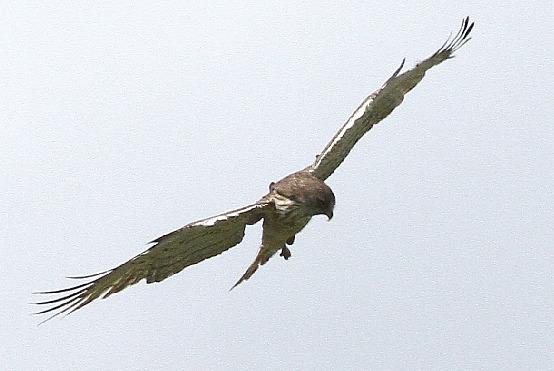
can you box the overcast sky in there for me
[2,1,553,370]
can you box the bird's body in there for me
[36,17,474,322]
[232,171,335,288]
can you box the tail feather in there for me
[230,260,259,290]
[229,245,281,290]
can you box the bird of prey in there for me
[36,17,474,322]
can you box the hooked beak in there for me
[325,210,334,221]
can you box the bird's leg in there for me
[280,245,291,260]
[280,235,295,260]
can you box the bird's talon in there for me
[280,246,291,260]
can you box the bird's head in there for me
[301,179,335,221]
[313,187,335,220]
[271,171,336,220]
[292,173,335,220]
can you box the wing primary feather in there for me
[33,287,89,304]
[385,58,405,84]
[34,295,85,325]
[33,280,96,295]
[450,17,467,47]
[65,270,111,279]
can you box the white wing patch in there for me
[192,204,263,227]
[311,93,377,171]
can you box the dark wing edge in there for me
[306,17,474,180]
[33,201,273,324]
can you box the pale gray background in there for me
[2,1,553,370]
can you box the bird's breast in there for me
[263,192,312,241]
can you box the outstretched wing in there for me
[307,17,474,180]
[35,201,273,322]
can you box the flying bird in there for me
[36,17,474,322]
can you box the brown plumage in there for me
[231,172,335,289]
[35,17,474,323]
